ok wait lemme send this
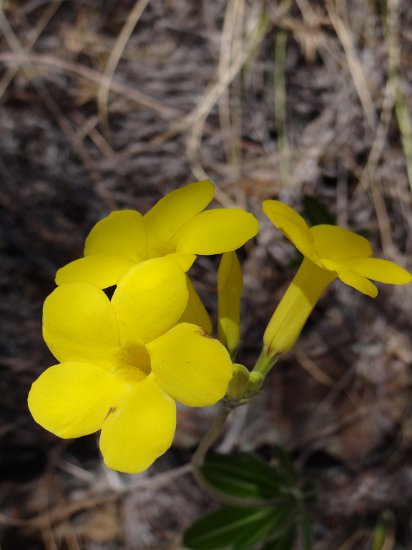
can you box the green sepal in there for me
[244,371,264,397]
[227,363,250,401]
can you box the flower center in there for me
[146,240,176,258]
[115,343,151,383]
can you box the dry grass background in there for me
[1,0,412,548]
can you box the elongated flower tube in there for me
[179,276,213,335]
[56,180,258,289]
[262,200,412,358]
[218,251,243,356]
[28,257,233,473]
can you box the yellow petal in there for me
[311,225,372,260]
[262,200,319,263]
[164,251,196,272]
[85,210,146,262]
[345,258,412,285]
[111,257,188,345]
[264,258,336,356]
[28,362,124,438]
[43,283,120,365]
[338,268,378,297]
[56,254,135,288]
[218,252,242,355]
[322,259,378,297]
[100,374,176,474]
[179,276,213,334]
[147,323,233,407]
[176,209,258,254]
[144,180,215,255]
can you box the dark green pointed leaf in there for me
[273,446,296,486]
[300,508,313,550]
[302,481,317,505]
[264,526,296,550]
[183,506,282,550]
[232,507,294,550]
[202,453,282,499]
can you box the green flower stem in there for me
[192,403,230,471]
[191,402,290,508]
[253,348,278,377]
[191,403,233,503]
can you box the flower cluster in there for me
[28,182,412,474]
[29,180,258,473]
[56,180,257,289]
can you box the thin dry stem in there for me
[0,0,63,101]
[0,8,116,209]
[325,0,377,129]
[185,1,269,186]
[97,0,151,130]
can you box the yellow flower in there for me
[28,258,233,473]
[217,251,243,356]
[262,200,412,357]
[56,180,258,289]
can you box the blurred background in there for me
[1,0,412,548]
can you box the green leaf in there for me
[202,453,282,499]
[263,526,296,550]
[232,507,294,550]
[183,506,285,550]
[302,195,335,226]
[372,511,395,550]
[300,508,313,550]
[302,481,317,506]
[273,446,296,486]
[372,520,387,550]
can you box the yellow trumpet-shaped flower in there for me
[28,257,233,473]
[56,180,258,290]
[217,251,243,356]
[179,276,213,335]
[263,200,412,357]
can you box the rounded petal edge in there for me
[148,323,233,407]
[28,362,124,439]
[85,210,146,262]
[144,180,215,254]
[43,282,120,365]
[111,257,189,345]
[56,254,135,288]
[311,225,372,261]
[99,375,176,473]
[176,209,258,255]
[263,200,319,263]
[346,257,412,285]
[322,259,378,298]
[164,251,196,272]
